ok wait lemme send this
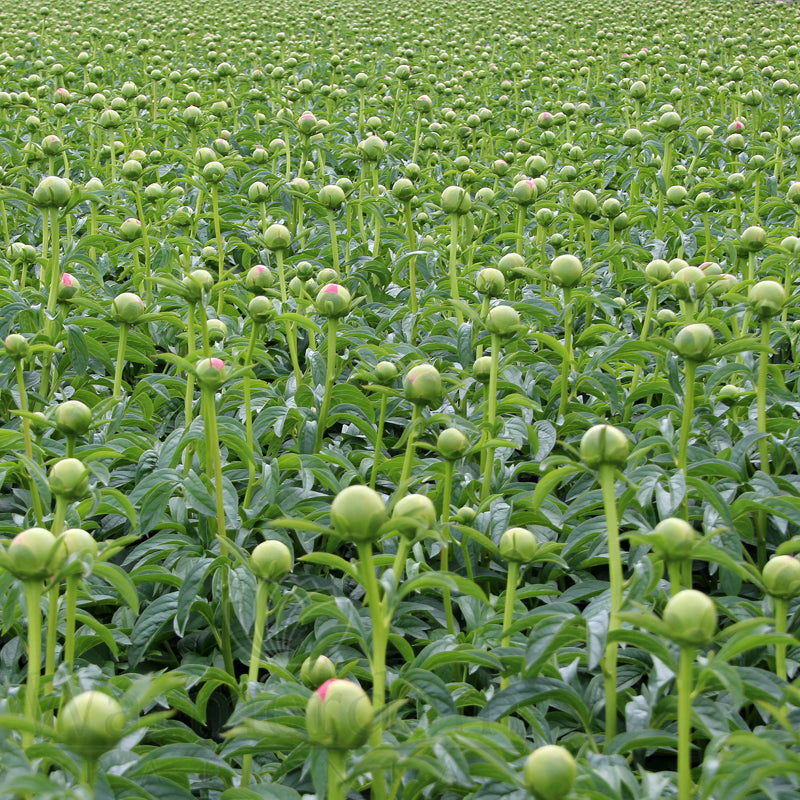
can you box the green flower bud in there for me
[659,111,681,131]
[245,264,272,293]
[571,188,597,217]
[499,527,538,563]
[4,333,29,359]
[48,457,89,499]
[33,175,72,208]
[511,179,537,206]
[330,485,387,543]
[663,589,717,647]
[524,745,577,800]
[318,184,346,210]
[112,292,145,325]
[441,185,471,215]
[206,319,227,344]
[674,323,714,362]
[437,427,469,461]
[61,528,98,559]
[748,280,786,319]
[629,80,647,99]
[202,160,225,183]
[498,252,525,278]
[54,400,92,436]
[374,361,398,384]
[359,134,386,162]
[651,518,695,562]
[59,273,81,301]
[762,555,800,599]
[666,185,688,206]
[455,505,476,524]
[297,111,318,135]
[249,295,274,323]
[301,655,336,689]
[404,364,442,408]
[601,198,622,219]
[580,424,629,470]
[57,691,126,759]
[121,158,142,181]
[392,178,415,202]
[7,527,64,579]
[196,357,227,388]
[248,181,269,204]
[550,254,583,288]
[645,259,671,283]
[119,217,142,242]
[740,225,767,252]
[472,355,492,383]
[622,128,642,147]
[476,267,505,297]
[264,223,292,251]
[392,493,436,539]
[673,266,708,300]
[485,304,521,337]
[306,679,373,750]
[315,283,351,317]
[250,539,292,581]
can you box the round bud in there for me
[666,185,688,206]
[5,333,29,359]
[359,134,386,162]
[663,589,717,647]
[437,427,469,461]
[404,364,443,408]
[652,518,694,562]
[476,268,505,297]
[748,280,786,319]
[762,555,800,599]
[264,223,292,251]
[61,528,98,559]
[392,493,437,539]
[121,159,142,181]
[571,188,598,217]
[472,355,492,383]
[659,111,681,131]
[602,198,622,219]
[54,400,92,436]
[59,273,81,301]
[119,217,142,242]
[196,357,227,388]
[511,179,537,206]
[622,128,642,147]
[112,292,145,324]
[580,424,629,470]
[374,361,398,384]
[499,527,538,563]
[485,304,521,337]
[245,264,273,293]
[645,259,671,283]
[318,184,346,210]
[206,319,227,344]
[33,175,72,208]
[7,527,63,579]
[48,457,89,499]
[524,745,577,800]
[740,225,767,252]
[57,691,126,759]
[249,296,274,323]
[392,178,415,202]
[441,185,471,215]
[248,181,269,204]
[202,160,225,183]
[550,254,583,288]
[674,323,714,362]
[498,252,525,278]
[673,266,708,300]
[250,539,292,581]
[306,679,374,750]
[315,283,351,318]
[330,485,387,543]
[455,506,476,524]
[301,655,336,689]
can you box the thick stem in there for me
[757,321,771,475]
[558,287,574,418]
[242,323,260,506]
[315,318,339,453]
[599,464,622,746]
[448,214,464,325]
[774,596,788,681]
[500,561,520,691]
[369,394,388,490]
[396,405,422,500]
[404,202,418,315]
[677,645,695,800]
[392,538,411,582]
[668,560,683,596]
[113,323,130,399]
[480,333,500,502]
[63,574,79,668]
[15,361,43,522]
[441,460,455,634]
[328,211,341,277]
[327,749,347,800]
[677,360,697,477]
[275,251,303,385]
[22,580,43,749]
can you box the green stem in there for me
[22,580,43,750]
[449,214,464,325]
[15,360,43,523]
[599,463,622,746]
[369,394,388,490]
[133,186,152,305]
[677,360,697,478]
[500,561,520,691]
[242,323,260,506]
[315,318,339,453]
[441,459,455,634]
[211,186,224,315]
[677,645,695,800]
[328,211,340,277]
[113,323,130,399]
[396,404,422,500]
[404,202,418,315]
[774,596,788,681]
[558,288,573,418]
[515,206,525,256]
[668,560,683,596]
[757,321,771,475]
[480,333,500,502]
[63,574,79,669]
[327,749,347,800]
[275,251,303,385]
[392,538,411,582]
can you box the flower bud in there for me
[748,280,786,319]
[206,319,227,344]
[571,188,597,217]
[112,292,145,325]
[673,266,708,300]
[33,175,72,208]
[264,223,291,251]
[511,179,537,206]
[374,361,398,384]
[301,655,336,689]
[54,400,92,436]
[659,110,681,131]
[245,264,272,293]
[404,364,442,407]
[392,178,415,202]
[437,427,469,461]
[119,217,142,242]
[62,528,98,559]
[188,345,222,382]
[499,527,538,563]
[121,158,142,181]
[455,505,476,524]
[472,355,492,383]
[524,745,577,800]
[48,457,89,499]
[306,679,373,750]
[663,589,717,647]
[622,128,642,146]
[651,518,694,562]
[248,181,269,204]
[441,185,471,215]
[315,283,351,318]
[762,555,800,599]
[485,304,521,337]
[498,252,525,278]
[249,295,274,323]
[330,485,387,543]
[318,184,346,210]
[645,259,671,283]
[250,539,292,581]
[580,424,629,470]
[740,225,767,252]
[549,254,583,288]
[59,273,81,300]
[476,267,505,297]
[4,333,29,359]
[359,134,386,162]
[674,323,714,362]
[7,527,64,579]
[392,493,436,539]
[57,691,126,759]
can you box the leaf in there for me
[128,592,179,668]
